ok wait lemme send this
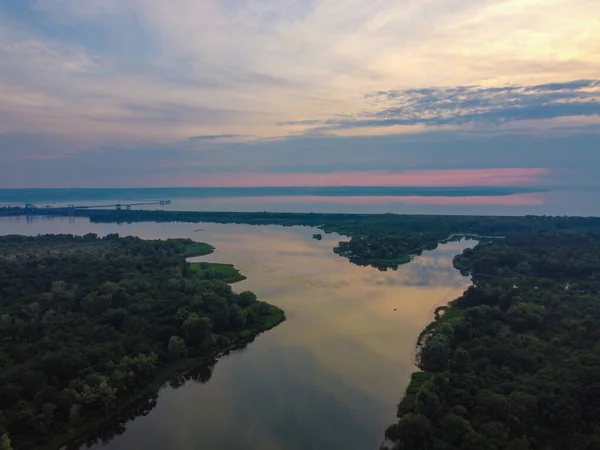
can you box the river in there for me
[0,216,475,450]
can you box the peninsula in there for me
[0,234,284,450]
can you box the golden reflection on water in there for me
[175,224,473,450]
[0,218,474,450]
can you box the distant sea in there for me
[0,186,597,216]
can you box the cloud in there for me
[282,79,600,130]
[188,134,250,141]
[136,168,550,188]
[276,120,323,127]
[112,102,255,126]
[524,80,599,92]
[0,0,599,189]
[2,127,599,189]
[2,0,600,143]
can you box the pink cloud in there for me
[151,168,549,187]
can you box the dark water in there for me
[2,186,599,215]
[0,216,475,450]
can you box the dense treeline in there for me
[383,229,600,450]
[0,234,283,450]
[5,209,600,270]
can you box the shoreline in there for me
[26,242,286,450]
[44,312,285,450]
[46,231,472,450]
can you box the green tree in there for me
[183,314,212,347]
[168,336,187,359]
[397,413,432,448]
[419,334,452,372]
[229,304,247,329]
[0,434,13,450]
[69,404,82,425]
[506,436,531,450]
[97,380,118,413]
[441,413,475,446]
[453,348,471,372]
[238,291,257,307]
[515,260,532,274]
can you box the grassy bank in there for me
[180,241,214,257]
[190,262,247,283]
[184,242,247,283]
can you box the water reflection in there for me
[169,363,216,388]
[64,394,159,450]
[63,360,223,450]
[0,217,474,450]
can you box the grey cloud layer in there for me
[188,134,250,140]
[281,79,600,129]
[2,127,600,188]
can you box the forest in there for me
[382,228,600,450]
[4,210,600,449]
[4,208,600,270]
[0,234,284,450]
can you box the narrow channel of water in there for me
[0,216,475,450]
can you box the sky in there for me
[0,0,599,189]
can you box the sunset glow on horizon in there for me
[207,193,545,206]
[139,168,550,188]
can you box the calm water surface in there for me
[4,186,600,215]
[0,216,475,450]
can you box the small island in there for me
[0,234,284,450]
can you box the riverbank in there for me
[0,217,478,450]
[42,309,285,450]
[43,245,285,450]
[0,235,286,450]
[382,229,600,449]
[5,209,596,272]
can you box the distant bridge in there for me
[20,200,171,211]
